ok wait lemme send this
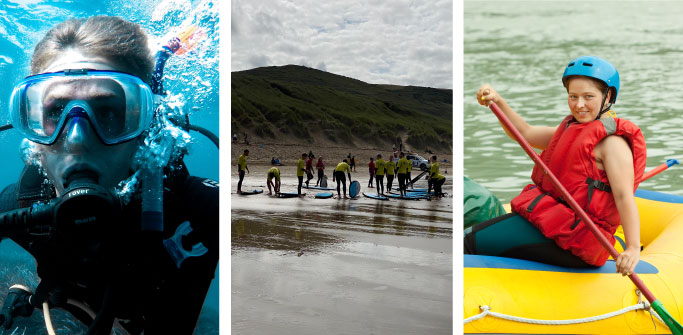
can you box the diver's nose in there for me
[62,116,99,152]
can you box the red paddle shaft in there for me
[488,101,656,303]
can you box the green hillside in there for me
[231,65,452,150]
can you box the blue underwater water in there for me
[0,0,219,333]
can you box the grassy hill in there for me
[231,65,452,150]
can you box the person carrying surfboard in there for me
[333,159,352,199]
[467,56,645,275]
[238,149,250,194]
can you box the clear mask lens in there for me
[10,70,153,145]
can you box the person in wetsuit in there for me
[0,16,218,334]
[297,153,307,196]
[267,165,281,195]
[396,152,411,196]
[367,157,375,188]
[428,155,446,198]
[237,149,249,194]
[374,154,386,195]
[385,155,396,192]
[305,154,314,188]
[315,157,325,187]
[333,159,352,199]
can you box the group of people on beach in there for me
[236,149,446,199]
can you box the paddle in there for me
[487,101,683,334]
[639,159,679,183]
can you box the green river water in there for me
[464,1,683,202]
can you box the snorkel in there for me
[137,24,203,235]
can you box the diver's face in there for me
[567,77,608,123]
[36,50,140,195]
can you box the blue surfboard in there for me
[240,189,263,195]
[363,192,388,200]
[349,180,361,198]
[386,193,423,200]
[304,186,335,191]
[315,192,333,199]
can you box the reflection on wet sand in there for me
[232,175,453,335]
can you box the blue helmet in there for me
[562,56,619,103]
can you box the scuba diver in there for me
[0,16,218,334]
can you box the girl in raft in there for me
[465,56,646,277]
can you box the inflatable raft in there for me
[464,189,683,334]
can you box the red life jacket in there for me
[511,115,647,266]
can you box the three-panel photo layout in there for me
[0,0,681,334]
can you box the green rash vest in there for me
[335,162,351,173]
[268,167,281,181]
[430,162,445,180]
[297,158,305,177]
[238,154,247,171]
[397,157,410,174]
[375,159,386,176]
[385,160,396,175]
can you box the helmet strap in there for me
[595,87,612,120]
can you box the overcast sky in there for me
[231,0,453,89]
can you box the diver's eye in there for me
[43,99,67,118]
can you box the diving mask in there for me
[9,69,155,145]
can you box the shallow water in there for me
[464,1,683,202]
[232,165,453,334]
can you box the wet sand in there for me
[232,165,453,334]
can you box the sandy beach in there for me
[231,140,453,334]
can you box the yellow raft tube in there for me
[464,189,683,334]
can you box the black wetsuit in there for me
[334,171,347,197]
[0,164,219,334]
[464,213,589,268]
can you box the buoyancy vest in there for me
[510,115,647,266]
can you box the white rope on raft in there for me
[464,303,666,326]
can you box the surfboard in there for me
[349,180,361,198]
[304,185,335,191]
[315,192,334,199]
[363,192,388,200]
[239,189,263,195]
[385,193,424,200]
[277,192,302,198]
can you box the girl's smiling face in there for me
[566,76,610,123]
